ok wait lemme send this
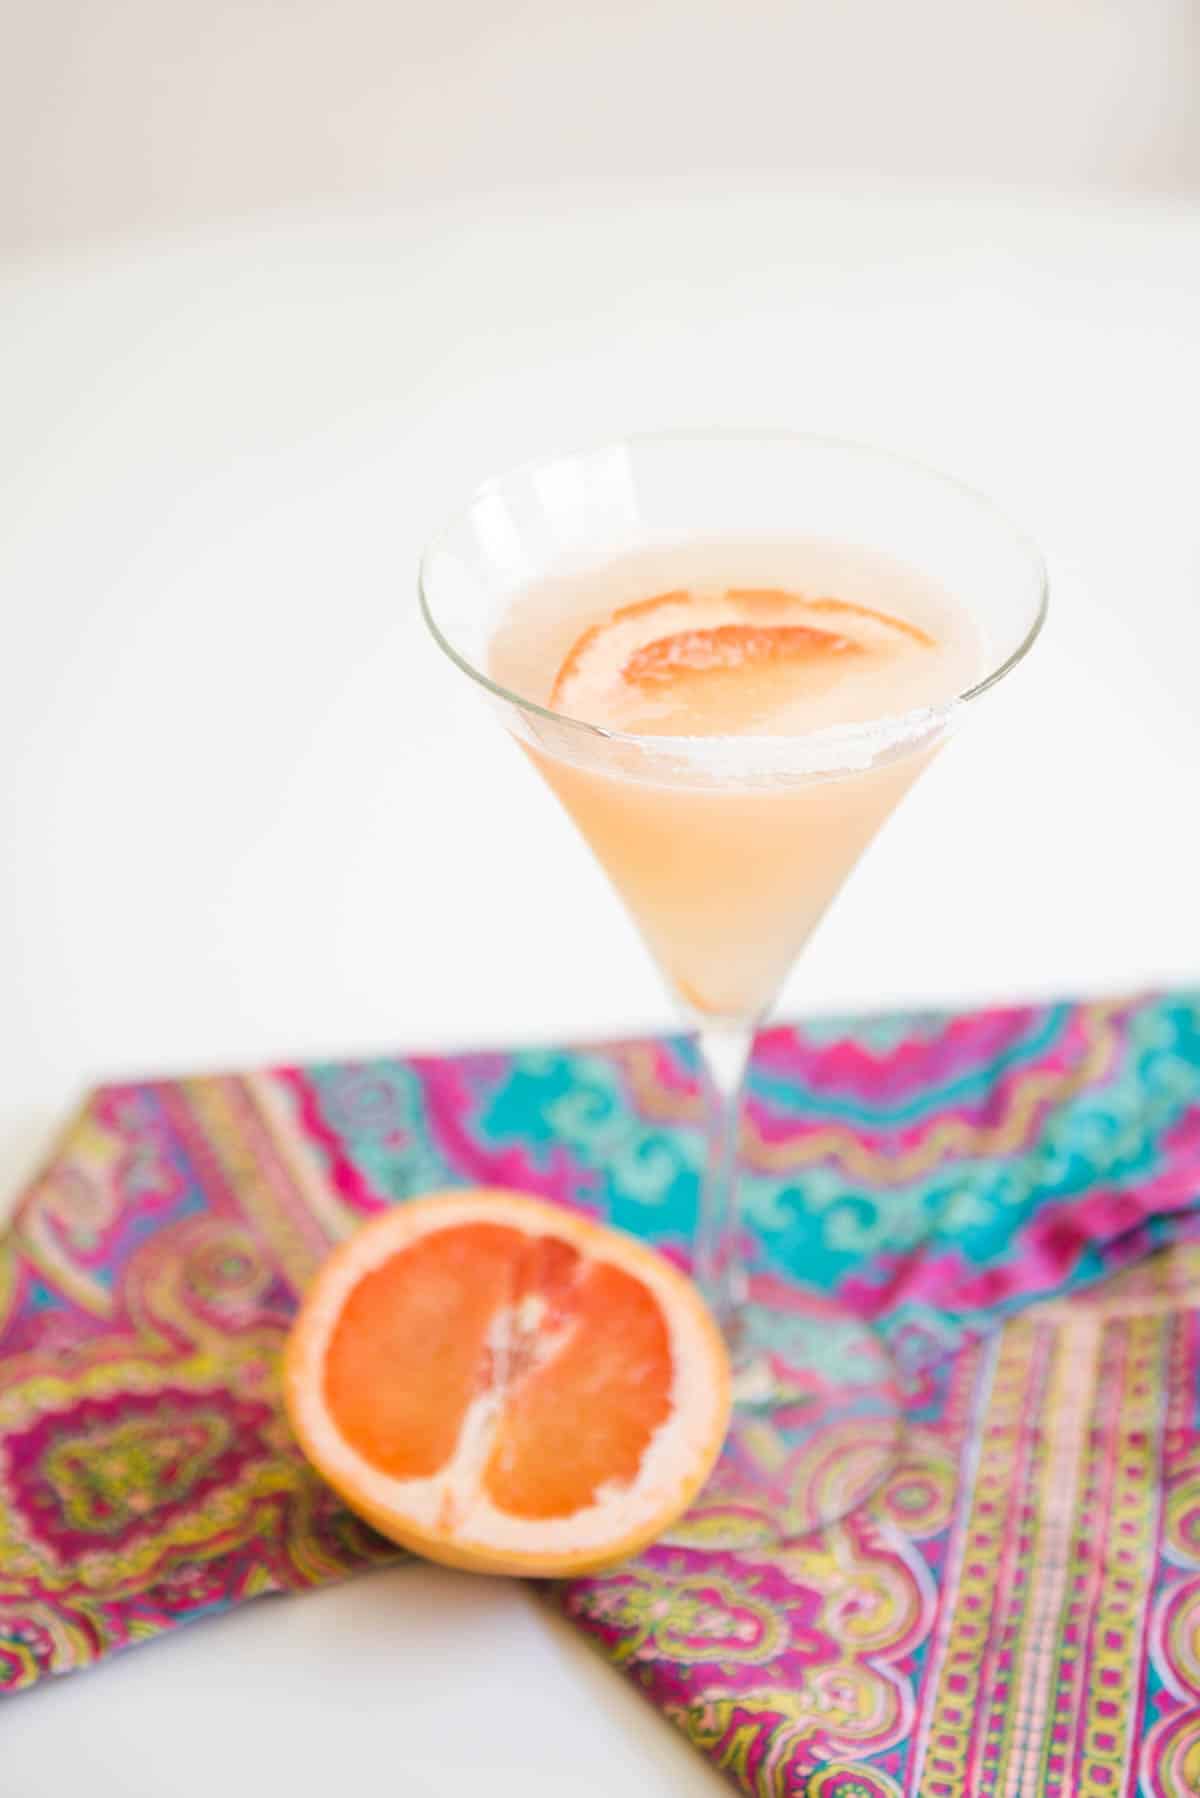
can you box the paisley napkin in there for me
[2,994,1199,1795]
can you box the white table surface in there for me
[2,178,1199,1791]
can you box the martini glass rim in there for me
[417,427,1049,759]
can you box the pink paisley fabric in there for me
[2,993,1200,1796]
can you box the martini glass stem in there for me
[693,1021,755,1350]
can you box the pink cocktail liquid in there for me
[490,538,982,1020]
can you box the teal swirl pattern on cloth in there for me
[3,992,1200,1794]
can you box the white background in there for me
[3,4,1200,1791]
[4,0,1200,253]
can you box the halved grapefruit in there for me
[284,1190,731,1576]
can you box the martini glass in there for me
[419,433,1046,1532]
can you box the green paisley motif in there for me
[578,1570,787,1667]
[41,1407,237,1536]
[679,1674,904,1792]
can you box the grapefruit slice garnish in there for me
[624,621,859,688]
[727,590,935,647]
[548,590,693,710]
[549,586,931,724]
[284,1190,731,1575]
